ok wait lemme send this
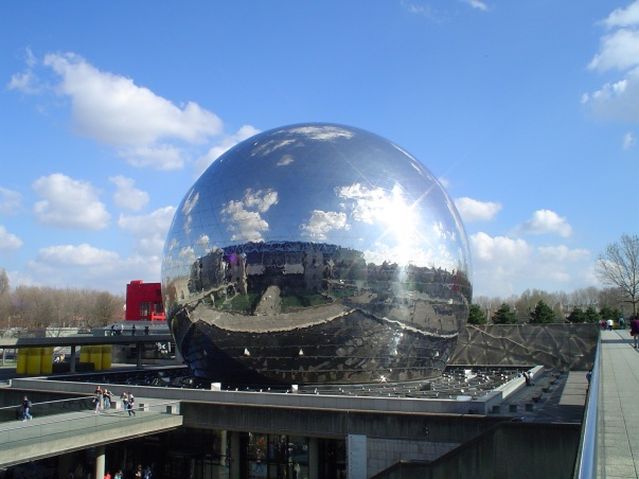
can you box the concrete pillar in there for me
[95,446,105,479]
[309,437,319,479]
[218,430,228,479]
[70,345,77,373]
[57,452,74,479]
[230,431,240,479]
[136,343,143,368]
[347,434,367,479]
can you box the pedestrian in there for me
[134,464,142,479]
[103,389,112,410]
[131,324,136,336]
[120,391,129,412]
[104,471,112,479]
[114,470,123,479]
[143,465,152,479]
[21,395,32,421]
[630,316,639,349]
[119,323,124,336]
[127,393,136,416]
[619,317,626,329]
[94,386,104,413]
[607,318,613,330]
[144,325,149,335]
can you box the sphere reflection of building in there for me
[162,123,472,385]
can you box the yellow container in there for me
[41,347,53,375]
[80,346,90,364]
[26,347,42,375]
[89,345,102,371]
[101,345,112,370]
[16,348,27,375]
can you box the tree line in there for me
[0,269,123,331]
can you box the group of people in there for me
[93,386,136,416]
[104,464,152,479]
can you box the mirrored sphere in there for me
[162,123,472,385]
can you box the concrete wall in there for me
[374,422,580,479]
[451,323,598,371]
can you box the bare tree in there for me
[597,234,639,316]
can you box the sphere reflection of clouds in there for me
[162,123,472,385]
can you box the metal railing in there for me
[572,337,601,479]
[0,400,180,449]
[0,395,94,422]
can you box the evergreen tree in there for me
[530,300,556,323]
[584,306,601,323]
[492,303,517,324]
[468,304,487,325]
[567,307,586,323]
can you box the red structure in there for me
[125,280,165,321]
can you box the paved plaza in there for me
[598,329,639,478]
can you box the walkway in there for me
[0,399,182,468]
[598,329,639,478]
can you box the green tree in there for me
[492,303,517,324]
[599,305,622,322]
[468,304,487,325]
[529,300,556,323]
[567,307,586,323]
[584,306,601,324]
[597,234,639,316]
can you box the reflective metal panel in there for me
[162,123,472,385]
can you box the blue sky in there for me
[0,0,637,297]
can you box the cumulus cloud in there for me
[603,1,639,29]
[454,197,501,222]
[221,189,278,242]
[300,210,349,240]
[27,243,162,292]
[470,232,596,297]
[118,206,176,256]
[518,209,572,238]
[195,125,260,176]
[37,243,119,266]
[110,175,149,211]
[9,51,223,170]
[0,187,22,215]
[623,131,636,149]
[584,3,639,122]
[0,226,23,250]
[289,125,354,141]
[33,173,110,229]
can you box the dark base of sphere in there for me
[169,308,458,385]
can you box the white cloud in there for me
[27,244,162,293]
[118,206,176,256]
[110,176,149,211]
[276,155,294,167]
[32,173,110,230]
[195,125,260,175]
[454,197,501,222]
[43,53,222,146]
[437,177,451,188]
[588,29,639,72]
[10,52,223,170]
[623,131,636,149]
[221,189,278,242]
[300,210,349,240]
[470,232,597,297]
[519,209,572,238]
[0,226,23,250]
[37,243,119,266]
[584,5,639,122]
[464,0,488,11]
[0,187,22,215]
[604,1,639,28]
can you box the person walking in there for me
[21,395,32,421]
[94,386,104,413]
[103,388,112,410]
[127,393,136,416]
[630,316,639,349]
[120,392,129,412]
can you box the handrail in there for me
[0,395,92,412]
[572,335,601,479]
